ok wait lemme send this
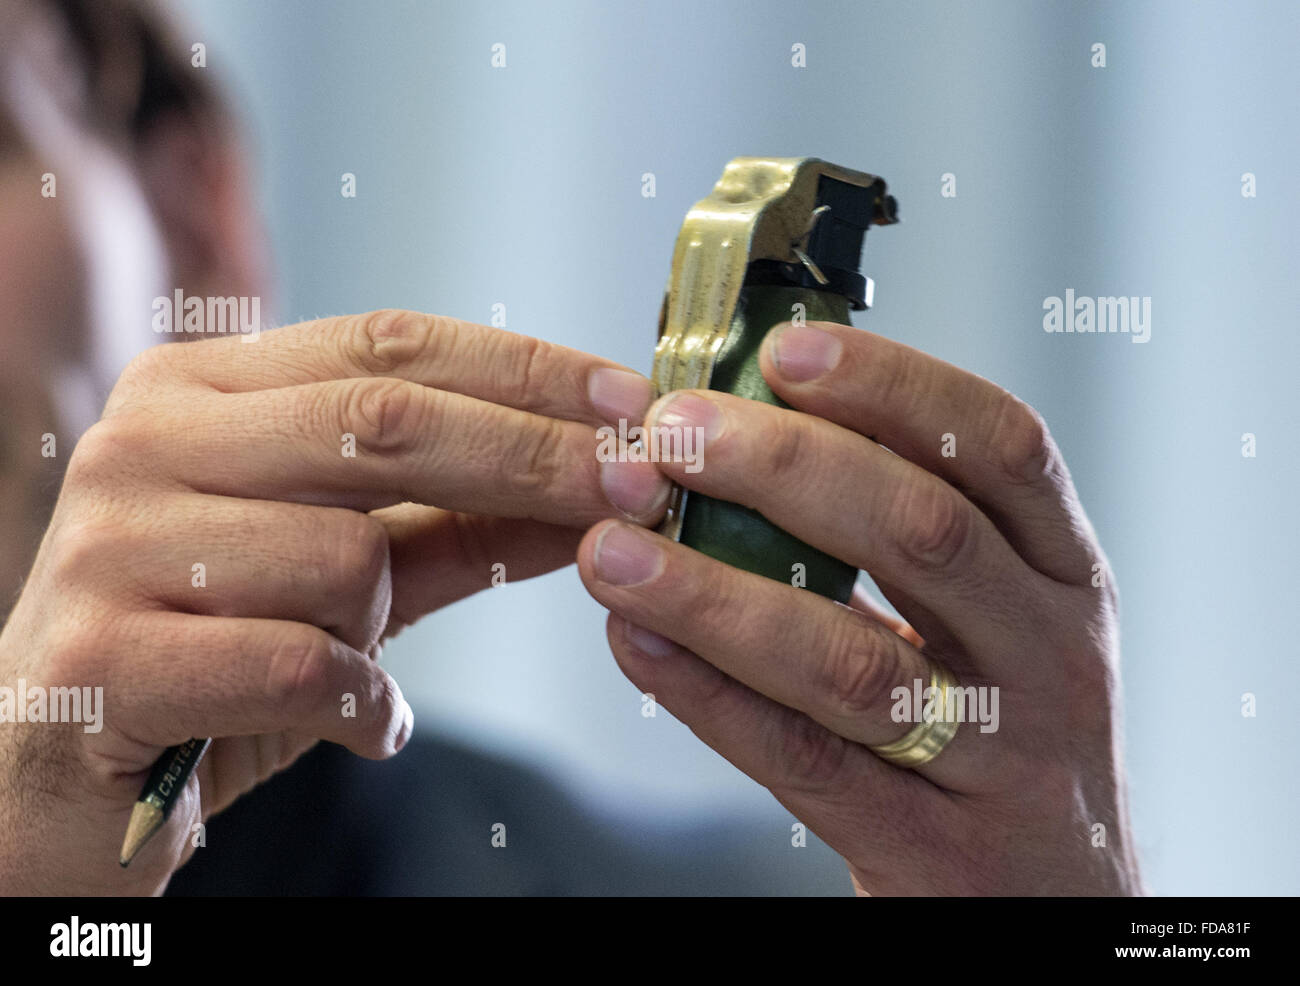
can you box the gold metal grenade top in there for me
[653,156,898,541]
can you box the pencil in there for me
[119,737,212,867]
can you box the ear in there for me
[134,111,272,303]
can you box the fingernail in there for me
[394,700,414,752]
[769,324,842,382]
[593,523,664,586]
[589,368,654,426]
[653,392,725,441]
[624,622,676,658]
[600,459,669,519]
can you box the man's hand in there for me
[578,320,1144,895]
[0,309,668,895]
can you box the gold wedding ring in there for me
[869,659,960,768]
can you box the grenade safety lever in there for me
[653,157,898,603]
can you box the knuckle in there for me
[264,629,335,713]
[327,515,392,651]
[670,555,737,626]
[354,308,441,375]
[1068,646,1118,714]
[45,518,120,589]
[63,417,141,487]
[45,623,112,686]
[347,377,426,455]
[777,713,850,790]
[369,671,403,725]
[1081,557,1121,618]
[503,332,550,405]
[818,623,896,719]
[869,344,924,421]
[508,415,565,499]
[1102,574,1120,616]
[689,661,738,716]
[1090,550,1120,611]
[331,512,390,585]
[445,513,495,591]
[759,413,807,480]
[991,392,1055,484]
[111,345,174,401]
[890,479,973,571]
[346,665,403,755]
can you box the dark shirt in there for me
[166,734,852,896]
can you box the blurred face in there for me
[0,1,266,612]
[0,148,87,590]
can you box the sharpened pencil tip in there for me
[119,801,165,868]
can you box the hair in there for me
[0,0,228,157]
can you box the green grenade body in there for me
[676,282,858,604]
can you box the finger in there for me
[103,613,412,759]
[579,520,991,790]
[149,309,655,428]
[648,390,1050,664]
[869,575,968,662]
[197,732,320,819]
[91,493,391,652]
[86,378,670,524]
[760,322,1099,585]
[601,610,939,871]
[849,583,924,649]
[377,503,583,622]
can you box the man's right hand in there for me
[0,309,668,895]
